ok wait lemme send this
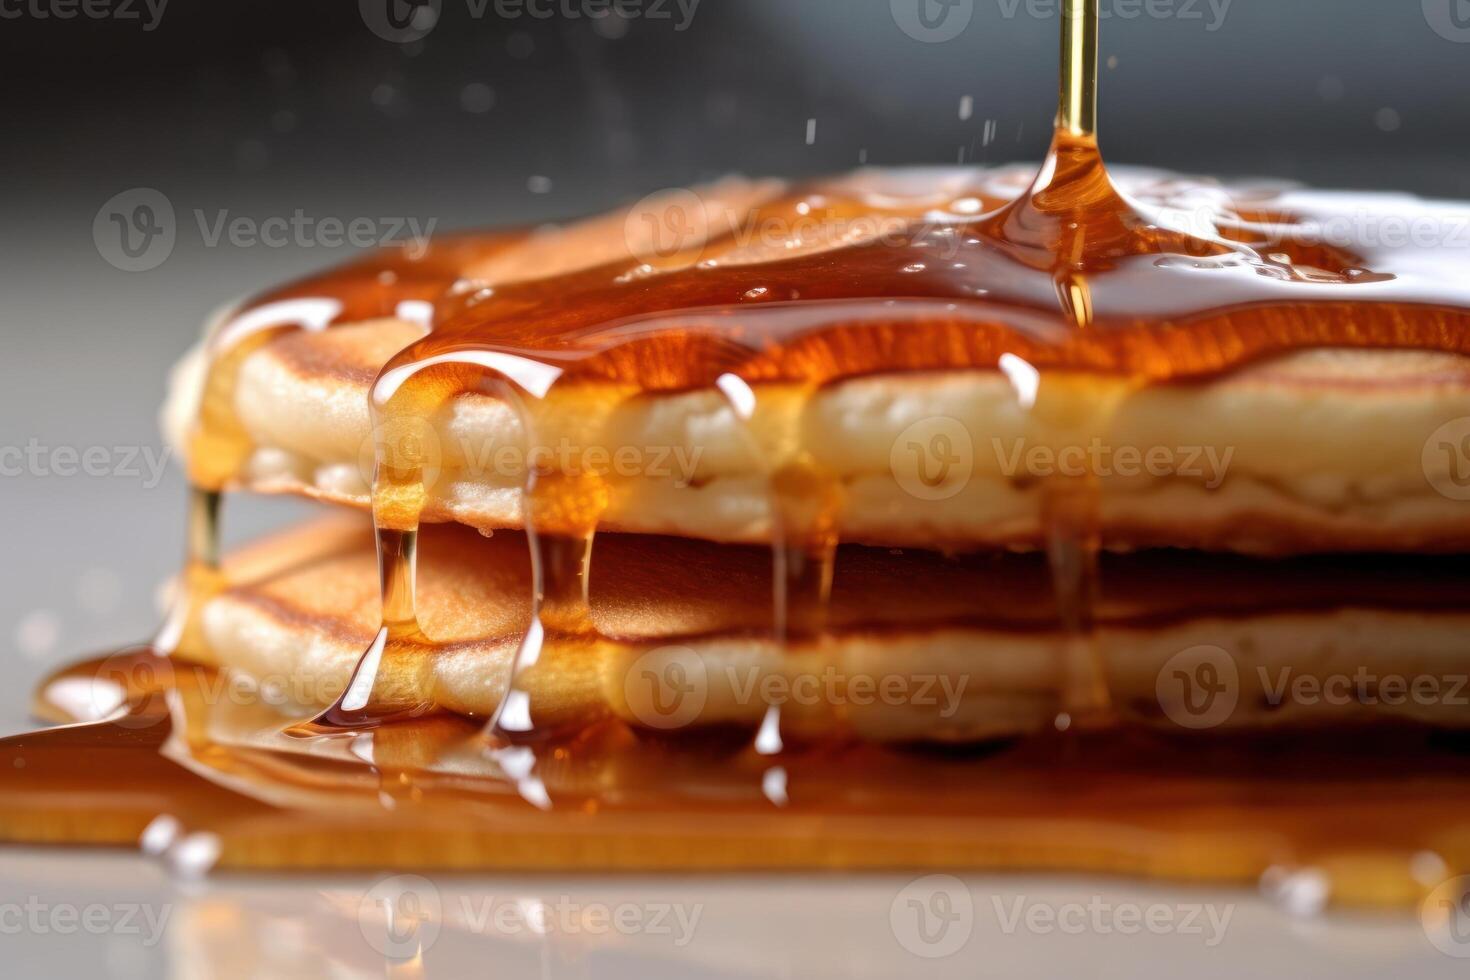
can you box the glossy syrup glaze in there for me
[4,0,1470,901]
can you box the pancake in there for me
[166,327,1470,554]
[194,515,1470,742]
[161,164,1470,555]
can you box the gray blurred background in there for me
[3,0,1469,734]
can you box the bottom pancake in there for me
[196,515,1470,742]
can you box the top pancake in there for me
[162,168,1470,554]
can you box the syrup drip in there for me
[5,0,1470,900]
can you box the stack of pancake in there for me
[162,168,1470,744]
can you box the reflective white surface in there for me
[0,849,1461,978]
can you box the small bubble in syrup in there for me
[744,287,769,300]
[902,263,926,273]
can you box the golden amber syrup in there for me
[6,0,1470,902]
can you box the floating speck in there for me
[76,567,123,616]
[1317,75,1344,102]
[371,83,398,108]
[460,83,495,114]
[1106,55,1118,70]
[592,12,630,39]
[527,175,553,194]
[805,118,817,145]
[506,31,535,60]
[15,609,60,661]
[958,95,973,121]
[744,287,769,300]
[1374,107,1401,133]
[270,109,297,134]
[235,139,269,172]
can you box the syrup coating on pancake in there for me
[197,68,1470,737]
